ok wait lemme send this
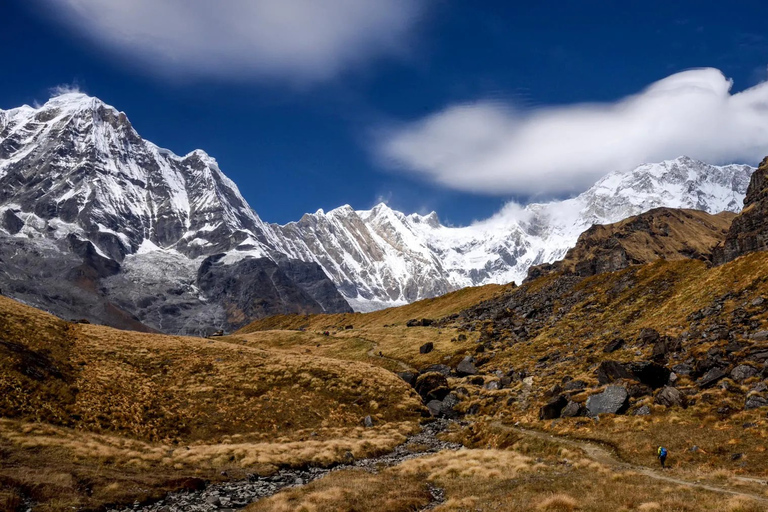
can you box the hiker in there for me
[657,446,668,468]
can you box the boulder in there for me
[745,395,768,410]
[603,339,625,353]
[697,368,728,388]
[751,331,768,342]
[397,371,418,387]
[638,328,661,345]
[561,401,583,418]
[627,383,653,398]
[634,405,651,416]
[421,364,451,376]
[427,393,460,418]
[456,356,478,377]
[730,364,759,383]
[586,385,629,416]
[654,386,687,408]
[414,373,450,402]
[628,361,671,389]
[563,379,588,392]
[539,395,568,420]
[419,342,434,354]
[363,415,374,428]
[426,400,443,417]
[672,363,693,376]
[596,361,634,385]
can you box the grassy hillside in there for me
[0,296,422,511]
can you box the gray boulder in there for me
[561,401,583,418]
[697,368,728,388]
[456,356,478,377]
[586,385,629,416]
[731,364,759,383]
[654,386,687,408]
[745,394,768,410]
[634,405,651,416]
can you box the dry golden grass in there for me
[0,296,424,511]
[247,468,431,512]
[534,494,580,511]
[237,283,511,334]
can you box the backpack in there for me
[659,447,667,457]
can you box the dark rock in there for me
[426,400,443,417]
[561,401,583,418]
[654,386,687,408]
[731,453,744,461]
[419,342,434,354]
[745,395,768,410]
[751,331,768,342]
[596,360,634,385]
[731,364,759,383]
[545,383,563,398]
[672,363,693,376]
[469,376,485,386]
[540,395,568,420]
[456,356,478,377]
[638,328,661,345]
[1,210,24,235]
[697,368,728,388]
[397,372,418,387]
[628,361,671,389]
[421,364,451,376]
[603,338,625,353]
[414,373,450,402]
[586,385,629,416]
[563,379,588,392]
[627,383,653,398]
[466,403,480,415]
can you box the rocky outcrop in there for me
[714,157,768,264]
[528,207,736,280]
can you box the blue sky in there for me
[1,1,767,225]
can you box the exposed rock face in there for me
[714,157,768,264]
[529,207,736,280]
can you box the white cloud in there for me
[39,0,426,83]
[379,68,768,196]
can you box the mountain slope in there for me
[0,92,756,327]
[527,207,736,279]
[0,93,351,334]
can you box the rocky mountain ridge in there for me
[0,93,351,334]
[0,92,758,331]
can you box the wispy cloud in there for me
[38,0,427,84]
[378,68,768,197]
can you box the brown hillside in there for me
[0,295,422,511]
[237,282,512,334]
[528,207,735,280]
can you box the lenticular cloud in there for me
[379,68,768,196]
[37,0,425,83]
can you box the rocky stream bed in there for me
[108,420,462,512]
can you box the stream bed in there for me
[110,420,462,512]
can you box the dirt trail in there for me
[494,422,768,503]
[363,338,416,372]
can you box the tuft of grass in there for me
[535,494,580,511]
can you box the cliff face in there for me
[714,157,768,265]
[527,207,736,280]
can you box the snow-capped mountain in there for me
[265,157,753,310]
[0,93,350,333]
[0,92,756,325]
